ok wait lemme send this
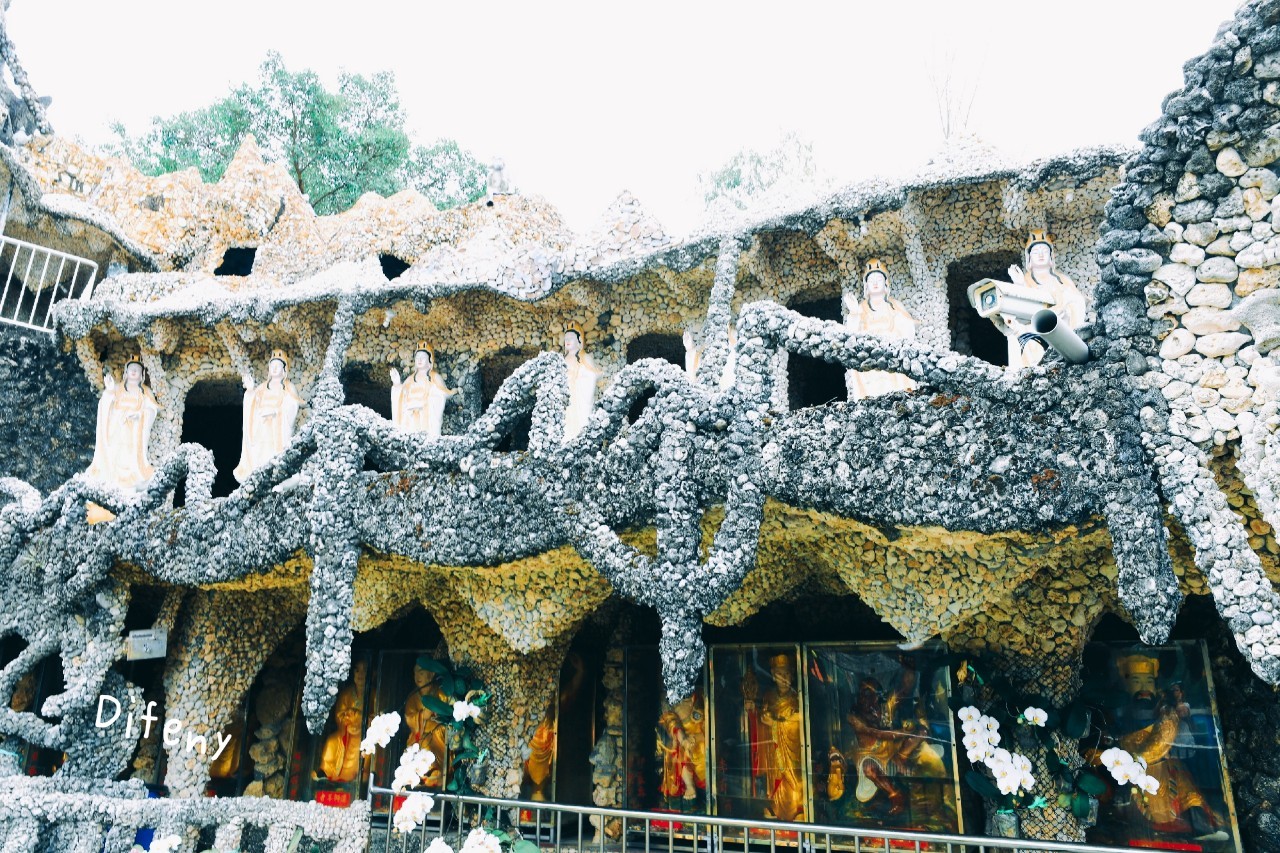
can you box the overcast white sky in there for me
[9,0,1245,235]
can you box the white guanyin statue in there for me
[233,349,303,483]
[683,327,737,391]
[85,357,160,524]
[843,259,918,400]
[991,229,1088,369]
[390,342,457,438]
[562,325,601,441]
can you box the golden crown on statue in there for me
[1116,654,1160,679]
[864,258,889,281]
[1025,229,1054,251]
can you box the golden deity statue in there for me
[561,325,602,442]
[390,343,458,438]
[843,259,918,400]
[233,350,303,483]
[656,689,708,803]
[403,661,449,788]
[208,718,243,780]
[524,653,585,801]
[316,659,368,784]
[1100,654,1226,842]
[992,230,1087,369]
[85,358,160,524]
[841,674,947,815]
[744,654,805,822]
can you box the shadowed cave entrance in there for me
[946,252,1018,367]
[787,296,848,410]
[214,247,257,277]
[178,379,244,502]
[625,332,685,423]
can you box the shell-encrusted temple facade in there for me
[5,3,1280,852]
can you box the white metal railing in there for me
[367,782,1140,853]
[0,234,98,334]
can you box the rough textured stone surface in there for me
[2,2,1280,849]
[0,329,96,493]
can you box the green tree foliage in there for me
[108,52,486,215]
[698,131,826,212]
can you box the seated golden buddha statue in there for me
[316,687,363,784]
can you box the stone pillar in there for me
[451,641,569,799]
[161,588,306,797]
[943,560,1115,843]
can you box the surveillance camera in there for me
[966,278,1057,324]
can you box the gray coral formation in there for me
[0,774,369,852]
[3,2,1280,849]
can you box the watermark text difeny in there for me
[95,696,233,762]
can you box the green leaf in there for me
[1063,704,1091,739]
[1044,749,1063,774]
[965,770,1001,801]
[1076,770,1108,797]
[512,841,540,853]
[423,694,452,717]
[1071,792,1093,820]
[417,657,450,676]
[441,674,459,700]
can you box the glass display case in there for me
[806,644,960,833]
[710,645,806,824]
[627,641,963,842]
[624,646,711,821]
[1080,641,1241,853]
[363,649,453,819]
[288,650,375,807]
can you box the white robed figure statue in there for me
[992,230,1087,369]
[683,326,738,391]
[561,324,601,441]
[390,342,457,438]
[233,349,303,483]
[85,357,160,523]
[843,259,918,400]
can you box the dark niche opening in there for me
[178,379,244,502]
[704,592,903,645]
[786,296,847,411]
[341,363,393,420]
[946,252,1019,367]
[625,333,685,423]
[481,350,539,452]
[378,254,411,281]
[0,633,29,669]
[214,247,257,277]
